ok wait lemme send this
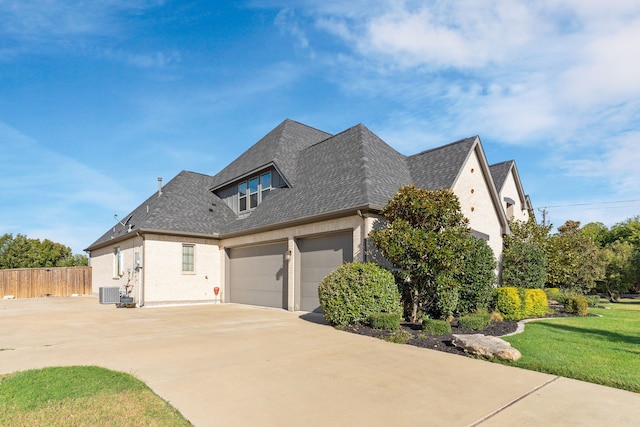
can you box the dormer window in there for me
[239,171,272,212]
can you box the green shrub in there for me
[422,318,452,335]
[369,312,401,330]
[565,296,588,316]
[544,287,562,302]
[502,239,546,289]
[457,312,491,330]
[522,288,548,318]
[494,287,522,320]
[585,295,601,307]
[318,262,402,326]
[456,237,497,315]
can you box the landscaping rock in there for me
[452,334,521,361]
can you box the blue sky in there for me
[1,1,639,254]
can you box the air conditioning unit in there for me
[99,287,121,304]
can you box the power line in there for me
[541,199,640,209]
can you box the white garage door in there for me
[229,242,288,309]
[299,232,353,312]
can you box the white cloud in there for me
[362,1,535,68]
[0,121,141,251]
[560,132,640,195]
[275,8,312,52]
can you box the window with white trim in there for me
[238,171,272,212]
[182,244,195,273]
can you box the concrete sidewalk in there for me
[1,297,638,426]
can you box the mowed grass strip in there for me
[0,366,191,426]
[502,299,640,392]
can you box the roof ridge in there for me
[410,135,477,158]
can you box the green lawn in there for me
[501,299,640,392]
[0,366,191,426]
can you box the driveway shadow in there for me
[298,312,329,325]
[540,322,640,345]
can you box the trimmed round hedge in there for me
[318,262,402,326]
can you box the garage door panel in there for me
[300,233,353,312]
[229,242,287,309]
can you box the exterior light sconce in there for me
[284,250,292,261]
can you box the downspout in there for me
[136,232,145,307]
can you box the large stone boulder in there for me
[452,334,521,361]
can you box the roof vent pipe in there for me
[157,177,162,197]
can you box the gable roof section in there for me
[489,160,513,193]
[408,137,477,189]
[209,119,332,191]
[490,159,529,209]
[221,124,411,234]
[86,171,236,251]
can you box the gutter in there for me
[218,204,382,240]
[86,228,221,252]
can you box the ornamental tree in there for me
[369,185,471,321]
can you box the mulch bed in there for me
[342,304,591,358]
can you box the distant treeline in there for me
[0,233,88,269]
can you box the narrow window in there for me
[113,247,122,278]
[506,203,514,220]
[261,172,271,201]
[238,181,248,212]
[249,177,259,209]
[182,244,195,272]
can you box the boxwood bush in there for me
[318,262,402,326]
[565,296,588,316]
[422,318,452,335]
[369,312,402,330]
[458,311,491,330]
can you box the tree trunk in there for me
[411,289,419,323]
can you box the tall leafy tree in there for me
[546,221,604,292]
[608,216,640,249]
[598,241,638,302]
[369,185,471,321]
[581,222,610,248]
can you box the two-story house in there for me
[86,119,531,311]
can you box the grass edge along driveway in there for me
[0,365,191,426]
[501,299,640,392]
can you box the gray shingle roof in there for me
[220,124,412,234]
[408,137,477,189]
[209,119,331,190]
[87,121,495,248]
[86,171,236,250]
[489,160,514,193]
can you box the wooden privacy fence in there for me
[0,267,92,298]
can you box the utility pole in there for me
[538,208,548,227]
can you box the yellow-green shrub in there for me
[494,287,522,320]
[522,288,548,318]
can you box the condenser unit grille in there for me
[99,287,121,304]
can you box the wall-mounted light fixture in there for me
[284,250,292,261]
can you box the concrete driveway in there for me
[1,297,638,426]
